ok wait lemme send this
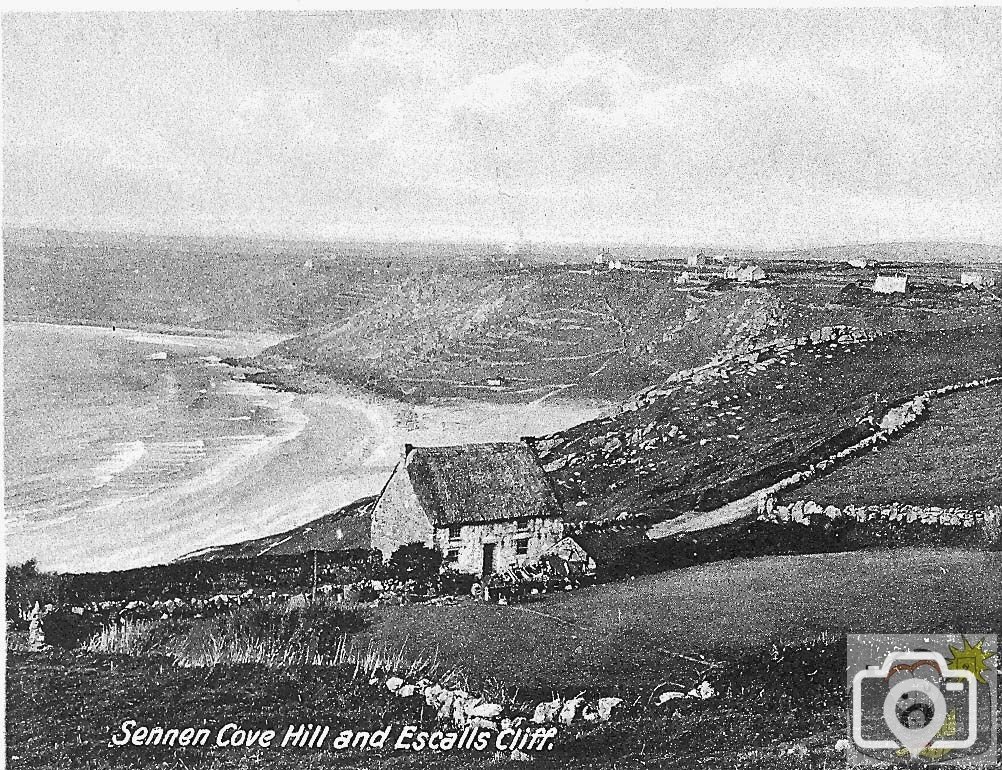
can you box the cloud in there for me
[3,11,1000,246]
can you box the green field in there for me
[8,547,1000,770]
[358,548,1002,697]
[778,383,1002,510]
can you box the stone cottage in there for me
[871,275,908,294]
[961,271,995,289]
[736,264,767,283]
[370,442,564,576]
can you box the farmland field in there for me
[777,382,1002,509]
[358,547,1002,697]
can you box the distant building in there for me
[871,275,908,294]
[961,271,995,289]
[370,443,564,576]
[686,251,707,267]
[847,258,870,269]
[736,264,767,283]
[723,265,740,280]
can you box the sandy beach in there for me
[4,321,606,572]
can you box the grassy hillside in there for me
[181,497,377,561]
[190,326,1000,559]
[353,548,1002,696]
[529,326,1001,522]
[777,382,1002,510]
[9,547,1000,770]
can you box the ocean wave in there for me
[90,441,147,489]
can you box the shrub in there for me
[5,560,69,623]
[84,618,182,657]
[37,609,103,649]
[178,598,371,666]
[388,543,442,590]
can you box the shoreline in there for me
[5,321,608,573]
[4,317,291,356]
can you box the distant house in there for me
[847,258,870,269]
[736,264,767,283]
[542,529,653,578]
[961,271,995,289]
[686,251,707,268]
[723,265,740,280]
[871,275,908,294]
[370,443,564,576]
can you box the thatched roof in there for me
[404,442,562,526]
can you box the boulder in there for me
[531,699,562,724]
[597,697,623,722]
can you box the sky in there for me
[3,9,1001,248]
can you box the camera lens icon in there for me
[852,651,979,759]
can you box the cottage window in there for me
[446,548,459,562]
[515,538,529,556]
[448,525,462,540]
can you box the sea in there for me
[3,321,605,573]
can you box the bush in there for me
[5,560,69,622]
[38,610,103,649]
[84,598,372,666]
[388,543,442,590]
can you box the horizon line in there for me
[4,223,1002,255]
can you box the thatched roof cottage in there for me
[370,442,564,576]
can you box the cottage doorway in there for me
[482,543,495,576]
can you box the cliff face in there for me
[7,229,999,404]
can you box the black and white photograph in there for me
[3,6,1001,768]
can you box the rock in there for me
[559,697,584,725]
[470,702,503,719]
[28,602,47,652]
[385,677,405,692]
[597,697,623,722]
[658,691,686,703]
[531,699,562,724]
[687,681,716,700]
[423,684,444,706]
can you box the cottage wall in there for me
[370,463,434,559]
[872,276,908,294]
[433,517,564,576]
